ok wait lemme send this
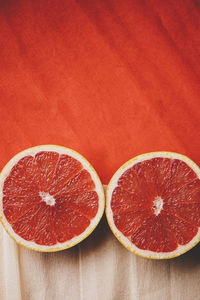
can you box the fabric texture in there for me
[1,0,200,299]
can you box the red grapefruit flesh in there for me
[0,145,104,251]
[106,152,200,259]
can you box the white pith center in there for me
[153,196,163,216]
[40,192,56,206]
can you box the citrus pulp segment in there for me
[106,152,200,259]
[0,145,105,251]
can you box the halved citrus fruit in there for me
[0,145,104,251]
[106,152,200,259]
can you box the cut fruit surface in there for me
[106,152,200,259]
[0,145,104,251]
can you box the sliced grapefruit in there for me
[106,152,200,259]
[0,145,104,252]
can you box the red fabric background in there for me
[0,0,200,184]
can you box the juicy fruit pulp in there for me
[111,157,200,253]
[2,151,99,246]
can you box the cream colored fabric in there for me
[1,212,200,300]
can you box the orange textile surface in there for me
[0,0,200,184]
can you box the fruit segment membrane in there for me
[111,158,200,252]
[3,151,99,245]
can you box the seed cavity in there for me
[153,196,163,216]
[40,192,56,206]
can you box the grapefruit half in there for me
[106,152,200,259]
[0,145,104,252]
